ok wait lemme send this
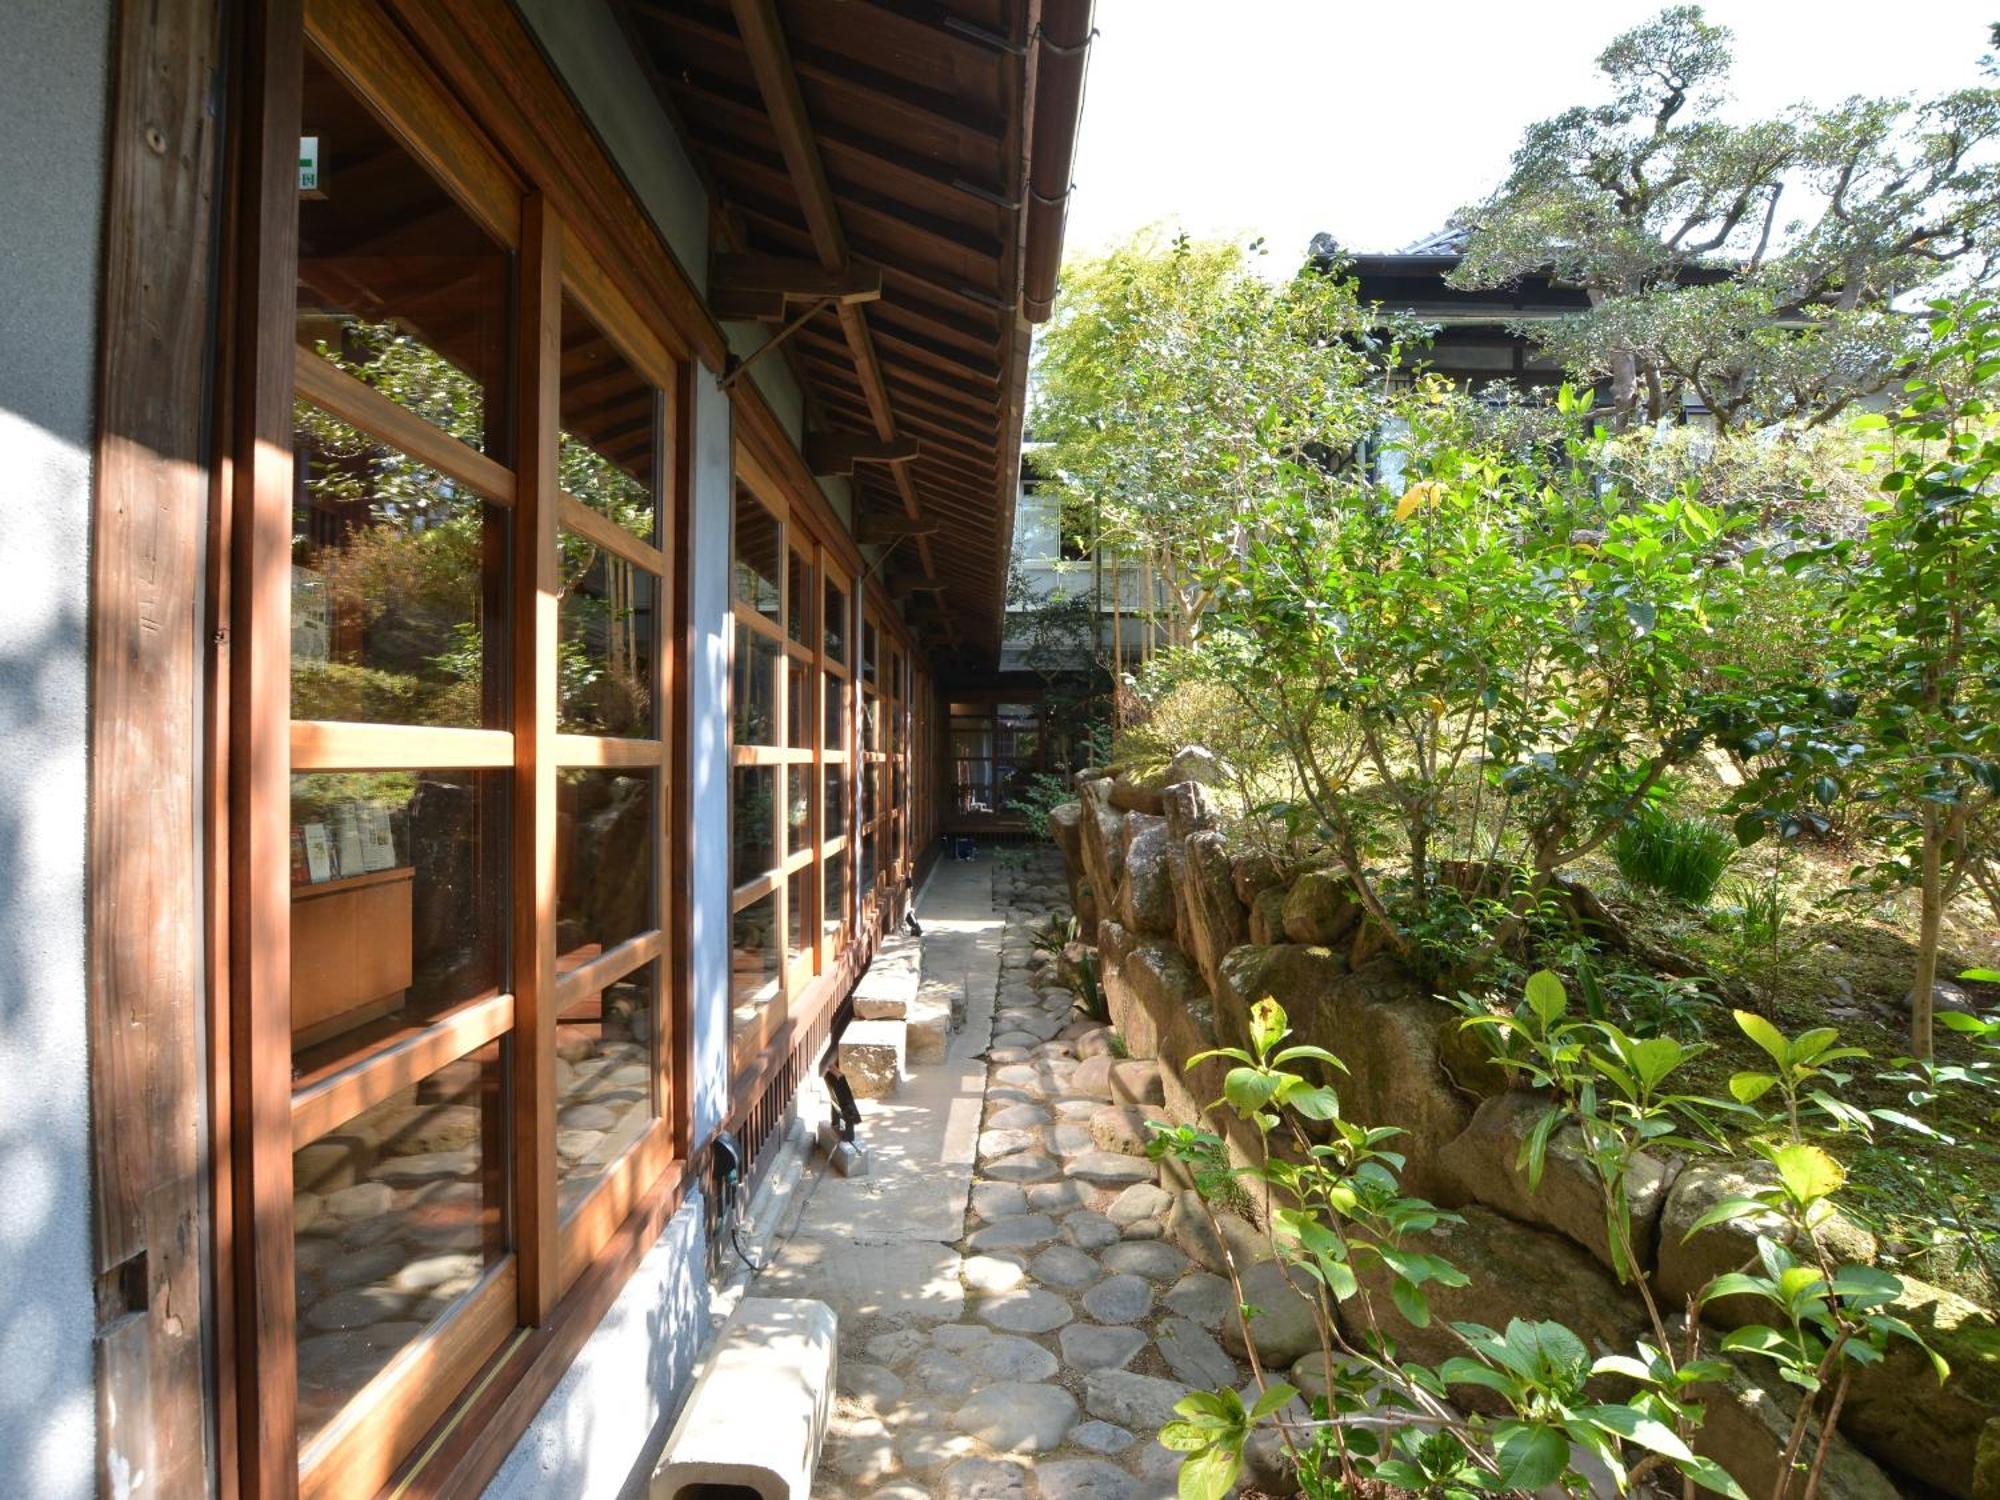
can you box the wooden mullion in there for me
[731,870,781,911]
[290,720,514,770]
[558,492,666,575]
[553,929,663,1011]
[229,1,306,1492]
[289,989,514,1148]
[512,192,563,1327]
[296,353,515,505]
[553,732,662,768]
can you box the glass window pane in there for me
[559,538,655,737]
[293,1042,506,1444]
[290,771,503,1070]
[557,769,653,960]
[824,581,848,663]
[787,550,811,644]
[786,869,809,967]
[787,659,810,750]
[822,851,847,943]
[859,827,877,892]
[862,620,878,685]
[731,892,780,1037]
[732,487,781,621]
[823,674,845,752]
[557,960,657,1220]
[823,764,846,843]
[734,631,779,746]
[859,759,875,829]
[560,294,659,544]
[863,692,880,753]
[732,765,775,891]
[787,765,811,856]
[297,48,510,454]
[292,411,504,729]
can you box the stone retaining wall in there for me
[1052,762,2000,1500]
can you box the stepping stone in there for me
[908,1347,978,1394]
[983,1151,1059,1184]
[962,1254,1028,1294]
[1062,1211,1121,1251]
[1026,1243,1101,1290]
[988,1046,1032,1066]
[1107,1183,1175,1227]
[1037,1458,1136,1500]
[1052,1098,1101,1121]
[975,1289,1074,1334]
[939,1455,1029,1498]
[1162,1272,1235,1330]
[1065,1152,1154,1187]
[1069,1056,1116,1099]
[1057,1322,1148,1372]
[960,1334,1060,1384]
[1121,1218,1165,1241]
[1101,1240,1188,1283]
[866,1328,930,1366]
[1023,1180,1092,1213]
[992,1030,1040,1051]
[837,1361,906,1407]
[1083,1369,1192,1431]
[932,1323,991,1352]
[970,1182,1028,1222]
[897,1426,981,1476]
[991,1065,1043,1090]
[1157,1316,1239,1388]
[977,1127,1044,1159]
[984,1103,1051,1131]
[1082,1273,1154,1324]
[1049,1122,1096,1155]
[951,1381,1078,1454]
[967,1214,1059,1253]
[1070,1419,1136,1454]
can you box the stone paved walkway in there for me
[793,850,1254,1500]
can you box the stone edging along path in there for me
[805,851,1271,1500]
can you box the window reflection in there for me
[732,487,781,621]
[557,769,653,960]
[556,961,656,1220]
[731,892,780,1036]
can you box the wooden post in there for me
[89,0,228,1493]
[513,193,563,1324]
[228,1,306,1493]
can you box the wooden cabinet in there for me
[290,866,414,1046]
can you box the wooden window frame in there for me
[216,5,692,1495]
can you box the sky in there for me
[1061,0,1997,271]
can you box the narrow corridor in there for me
[757,850,1253,1500]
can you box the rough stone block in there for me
[651,1297,837,1500]
[838,1019,905,1099]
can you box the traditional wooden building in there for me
[0,0,1091,1495]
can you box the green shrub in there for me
[1612,804,1735,906]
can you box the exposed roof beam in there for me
[856,511,942,545]
[804,430,920,475]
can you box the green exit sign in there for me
[299,135,320,194]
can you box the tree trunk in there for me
[1912,809,1943,1063]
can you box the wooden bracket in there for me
[806,430,920,475]
[889,572,945,601]
[856,511,941,545]
[710,252,881,321]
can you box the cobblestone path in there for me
[811,851,1255,1500]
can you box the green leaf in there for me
[1391,1276,1432,1328]
[1157,1420,1214,1453]
[1437,1357,1515,1396]
[1734,1010,1790,1068]
[1249,997,1288,1059]
[1494,1424,1570,1491]
[1729,1071,1778,1104]
[1286,1084,1342,1121]
[1765,1141,1845,1205]
[1249,1382,1299,1420]
[1222,1067,1281,1116]
[1526,970,1568,1027]
[1271,1044,1348,1072]
[1176,1443,1240,1500]
[1677,1453,1753,1500]
[1682,1196,1775,1239]
[1584,1402,1695,1460]
[1956,967,2000,983]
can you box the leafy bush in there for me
[1151,980,1947,1500]
[1613,804,1736,906]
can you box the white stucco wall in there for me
[0,2,110,1494]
